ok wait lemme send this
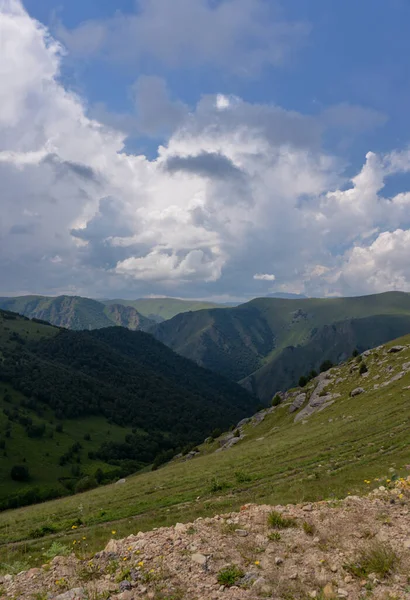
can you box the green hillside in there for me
[106,297,230,322]
[1,333,410,569]
[0,310,257,511]
[152,291,410,400]
[0,295,153,331]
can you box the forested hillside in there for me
[0,310,257,510]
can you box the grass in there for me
[267,511,297,529]
[302,521,315,536]
[217,564,244,587]
[0,334,409,571]
[344,541,399,579]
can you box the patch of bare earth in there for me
[2,482,410,599]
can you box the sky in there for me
[1,0,410,301]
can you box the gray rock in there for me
[119,580,132,592]
[115,478,126,485]
[54,589,85,600]
[388,345,405,353]
[402,362,410,371]
[236,418,251,428]
[350,387,365,397]
[289,393,306,413]
[235,529,249,537]
[191,553,207,566]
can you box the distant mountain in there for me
[104,297,233,322]
[0,295,153,331]
[152,291,410,401]
[0,309,257,509]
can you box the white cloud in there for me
[253,273,276,281]
[2,1,410,299]
[56,0,309,75]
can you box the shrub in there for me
[43,542,70,559]
[302,521,315,536]
[267,510,297,529]
[320,359,334,373]
[29,525,57,539]
[272,394,282,407]
[344,541,398,579]
[10,465,30,482]
[217,565,244,587]
[352,348,359,357]
[359,362,368,375]
[234,471,251,483]
[298,376,308,388]
[74,476,97,493]
[210,477,229,493]
[211,428,222,439]
[268,531,281,541]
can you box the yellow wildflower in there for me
[254,560,260,566]
[71,525,77,530]
[111,530,116,535]
[149,569,155,573]
[123,557,128,561]
[73,541,76,545]
[82,536,86,540]
[138,561,144,567]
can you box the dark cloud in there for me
[42,154,99,182]
[71,196,133,242]
[164,151,246,180]
[9,224,36,235]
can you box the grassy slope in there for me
[1,333,409,567]
[106,298,228,322]
[0,296,153,331]
[153,291,410,397]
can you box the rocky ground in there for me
[1,478,410,600]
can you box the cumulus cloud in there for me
[56,0,309,75]
[253,274,276,281]
[2,1,410,299]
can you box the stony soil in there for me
[1,478,410,600]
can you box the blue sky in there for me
[1,0,410,299]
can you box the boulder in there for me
[350,387,365,397]
[289,393,306,413]
[388,345,405,353]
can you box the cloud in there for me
[253,273,276,281]
[56,0,309,75]
[164,151,246,181]
[2,1,410,300]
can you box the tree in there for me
[359,362,368,375]
[298,375,308,388]
[352,348,359,357]
[272,394,282,407]
[10,465,30,482]
[320,360,334,373]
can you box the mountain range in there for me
[152,291,410,401]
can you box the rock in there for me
[388,345,405,353]
[323,583,335,598]
[54,589,86,600]
[175,522,186,533]
[337,589,349,598]
[330,564,338,572]
[119,580,132,592]
[4,575,12,582]
[403,538,410,549]
[302,504,313,511]
[191,553,208,566]
[275,556,284,565]
[116,592,134,600]
[289,393,306,413]
[350,387,365,397]
[344,575,353,584]
[115,478,126,484]
[235,529,248,537]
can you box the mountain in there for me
[0,309,257,510]
[0,295,154,331]
[1,332,410,574]
[104,297,233,322]
[152,291,410,401]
